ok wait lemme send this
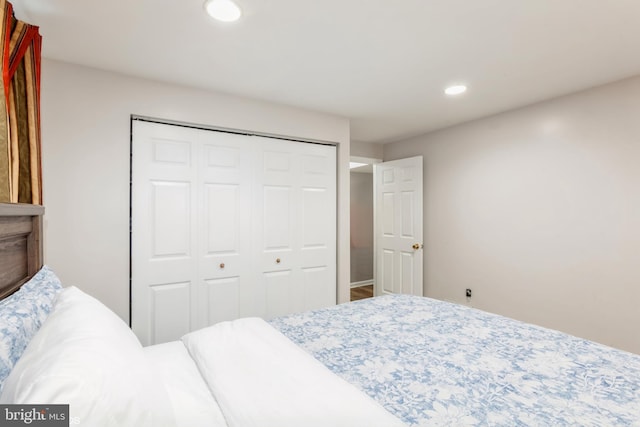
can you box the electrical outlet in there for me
[465,288,472,298]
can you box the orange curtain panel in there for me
[0,0,42,204]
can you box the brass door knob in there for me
[219,263,225,269]
[276,258,281,264]
[412,243,423,250]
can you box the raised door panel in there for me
[264,270,298,319]
[401,191,415,238]
[205,277,240,325]
[152,182,190,258]
[302,266,332,311]
[382,191,395,237]
[263,186,293,254]
[204,184,239,254]
[382,249,395,294]
[401,251,414,294]
[149,282,191,345]
[145,181,193,284]
[299,187,331,267]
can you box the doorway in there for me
[349,154,424,302]
[349,156,380,301]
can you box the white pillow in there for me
[0,265,63,390]
[0,287,176,427]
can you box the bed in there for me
[1,204,640,426]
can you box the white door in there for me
[131,121,201,346]
[196,131,255,328]
[255,139,337,318]
[132,121,337,345]
[374,156,423,297]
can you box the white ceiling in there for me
[13,0,640,144]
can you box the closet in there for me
[131,120,337,346]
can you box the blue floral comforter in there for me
[270,295,640,426]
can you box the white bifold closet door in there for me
[131,120,336,346]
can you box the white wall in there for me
[41,59,351,323]
[351,140,383,159]
[384,75,640,354]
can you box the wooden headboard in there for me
[0,203,44,299]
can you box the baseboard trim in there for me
[350,280,374,289]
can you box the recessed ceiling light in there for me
[445,85,467,96]
[204,0,242,22]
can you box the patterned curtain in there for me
[0,0,42,204]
